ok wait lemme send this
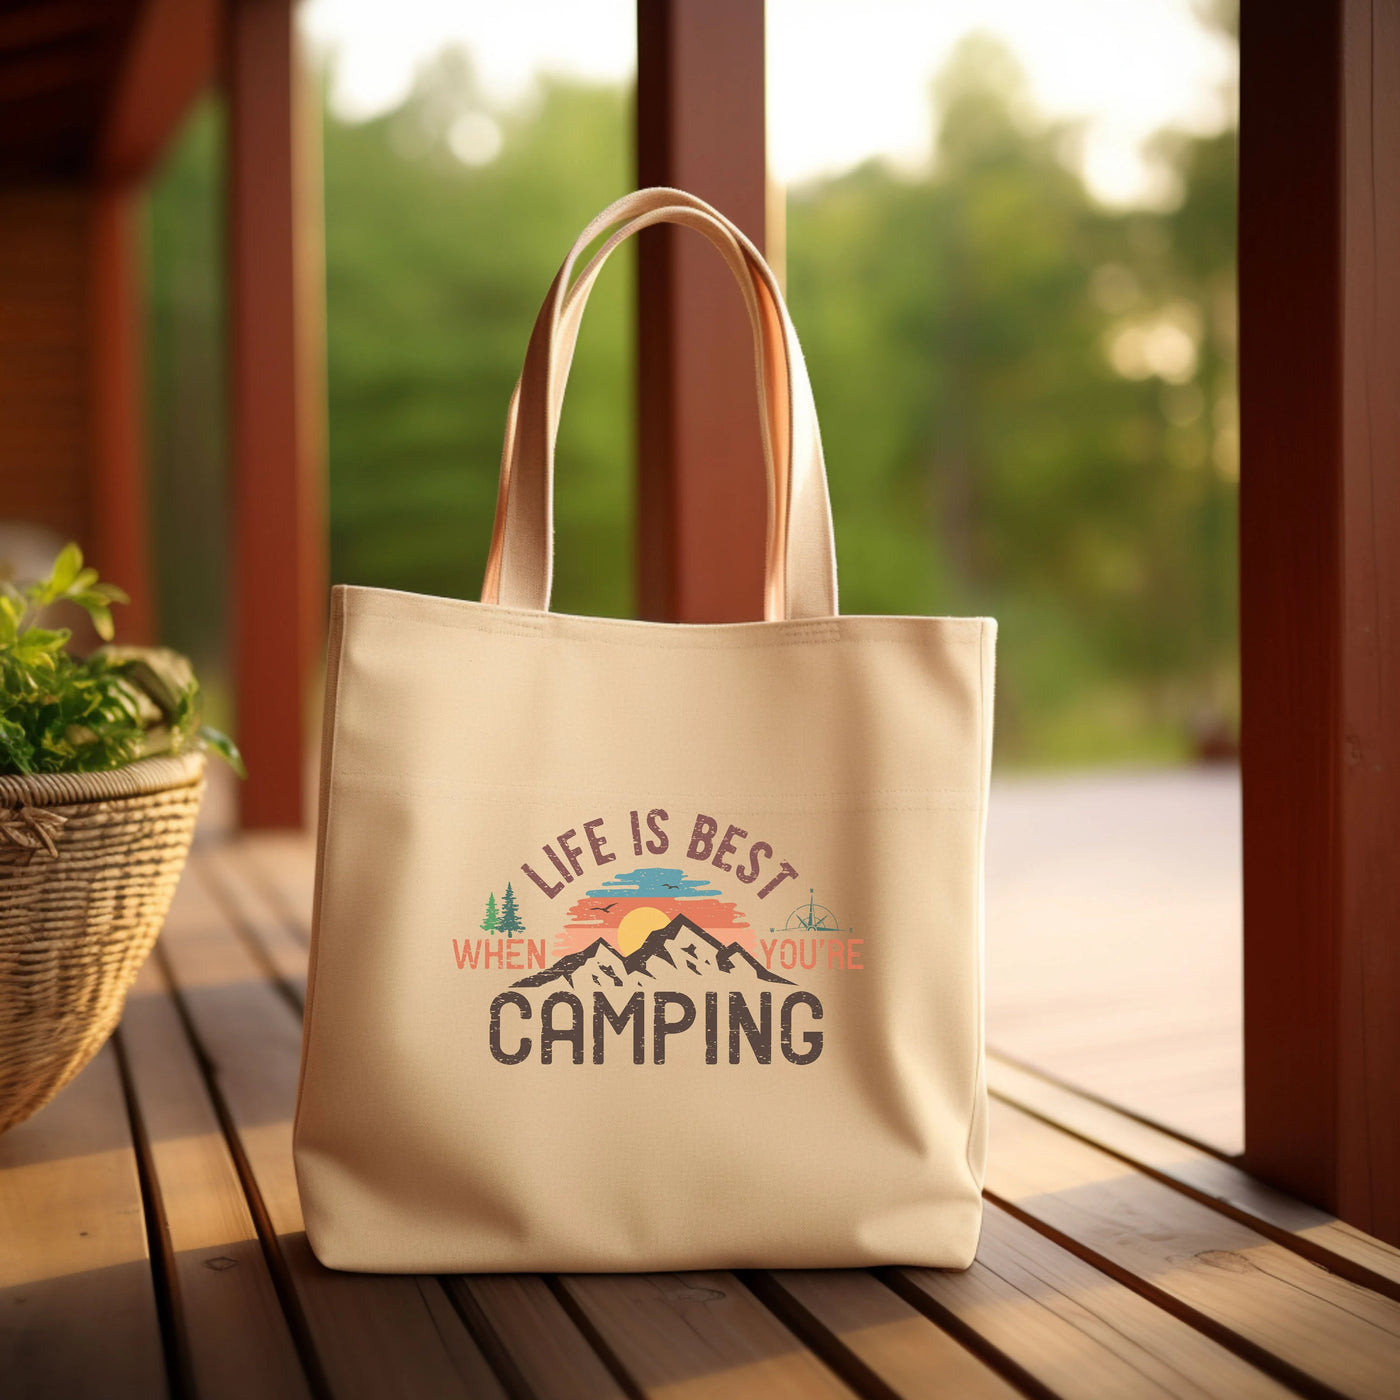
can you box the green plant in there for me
[0,543,244,777]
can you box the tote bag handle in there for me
[481,188,839,621]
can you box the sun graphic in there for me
[614,906,671,955]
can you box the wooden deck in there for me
[986,767,1244,1154]
[5,834,1400,1399]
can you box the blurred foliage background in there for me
[145,28,1236,769]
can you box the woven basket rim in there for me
[0,751,206,808]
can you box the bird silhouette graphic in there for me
[663,883,681,889]
[592,901,619,913]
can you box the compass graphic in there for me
[771,889,855,935]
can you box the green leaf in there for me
[0,551,241,779]
[67,589,120,638]
[199,725,247,778]
[0,547,237,776]
[13,627,71,657]
[0,596,19,648]
[49,542,83,594]
[0,715,35,774]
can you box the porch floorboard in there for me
[3,834,1398,1399]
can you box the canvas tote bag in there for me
[295,188,997,1273]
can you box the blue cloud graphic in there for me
[585,867,722,899]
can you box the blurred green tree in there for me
[321,50,634,618]
[146,98,228,683]
[786,34,1237,762]
[145,34,1237,768]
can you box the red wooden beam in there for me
[85,0,219,645]
[227,0,326,828]
[98,0,218,184]
[0,3,118,55]
[1240,0,1400,1244]
[89,181,154,643]
[0,45,109,104]
[635,0,768,622]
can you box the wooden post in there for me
[99,0,219,186]
[226,0,326,829]
[1240,0,1400,1243]
[635,0,768,622]
[89,182,155,644]
[88,0,219,645]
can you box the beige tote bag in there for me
[295,188,996,1273]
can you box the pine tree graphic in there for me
[480,892,499,933]
[497,881,524,938]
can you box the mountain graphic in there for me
[512,914,794,993]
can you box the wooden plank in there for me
[236,832,317,939]
[198,844,309,1000]
[0,1045,166,1399]
[117,955,310,1399]
[894,1204,1292,1400]
[635,0,769,623]
[1240,0,1400,1244]
[559,1271,856,1398]
[157,859,506,1399]
[985,767,1244,1156]
[444,1276,628,1400]
[227,0,326,828]
[989,1055,1400,1300]
[987,1096,1400,1398]
[749,1268,1023,1399]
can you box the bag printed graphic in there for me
[464,807,859,1068]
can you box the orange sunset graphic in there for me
[556,867,752,957]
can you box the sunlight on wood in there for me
[987,767,1243,1154]
[0,1050,150,1291]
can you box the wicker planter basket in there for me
[0,751,205,1133]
